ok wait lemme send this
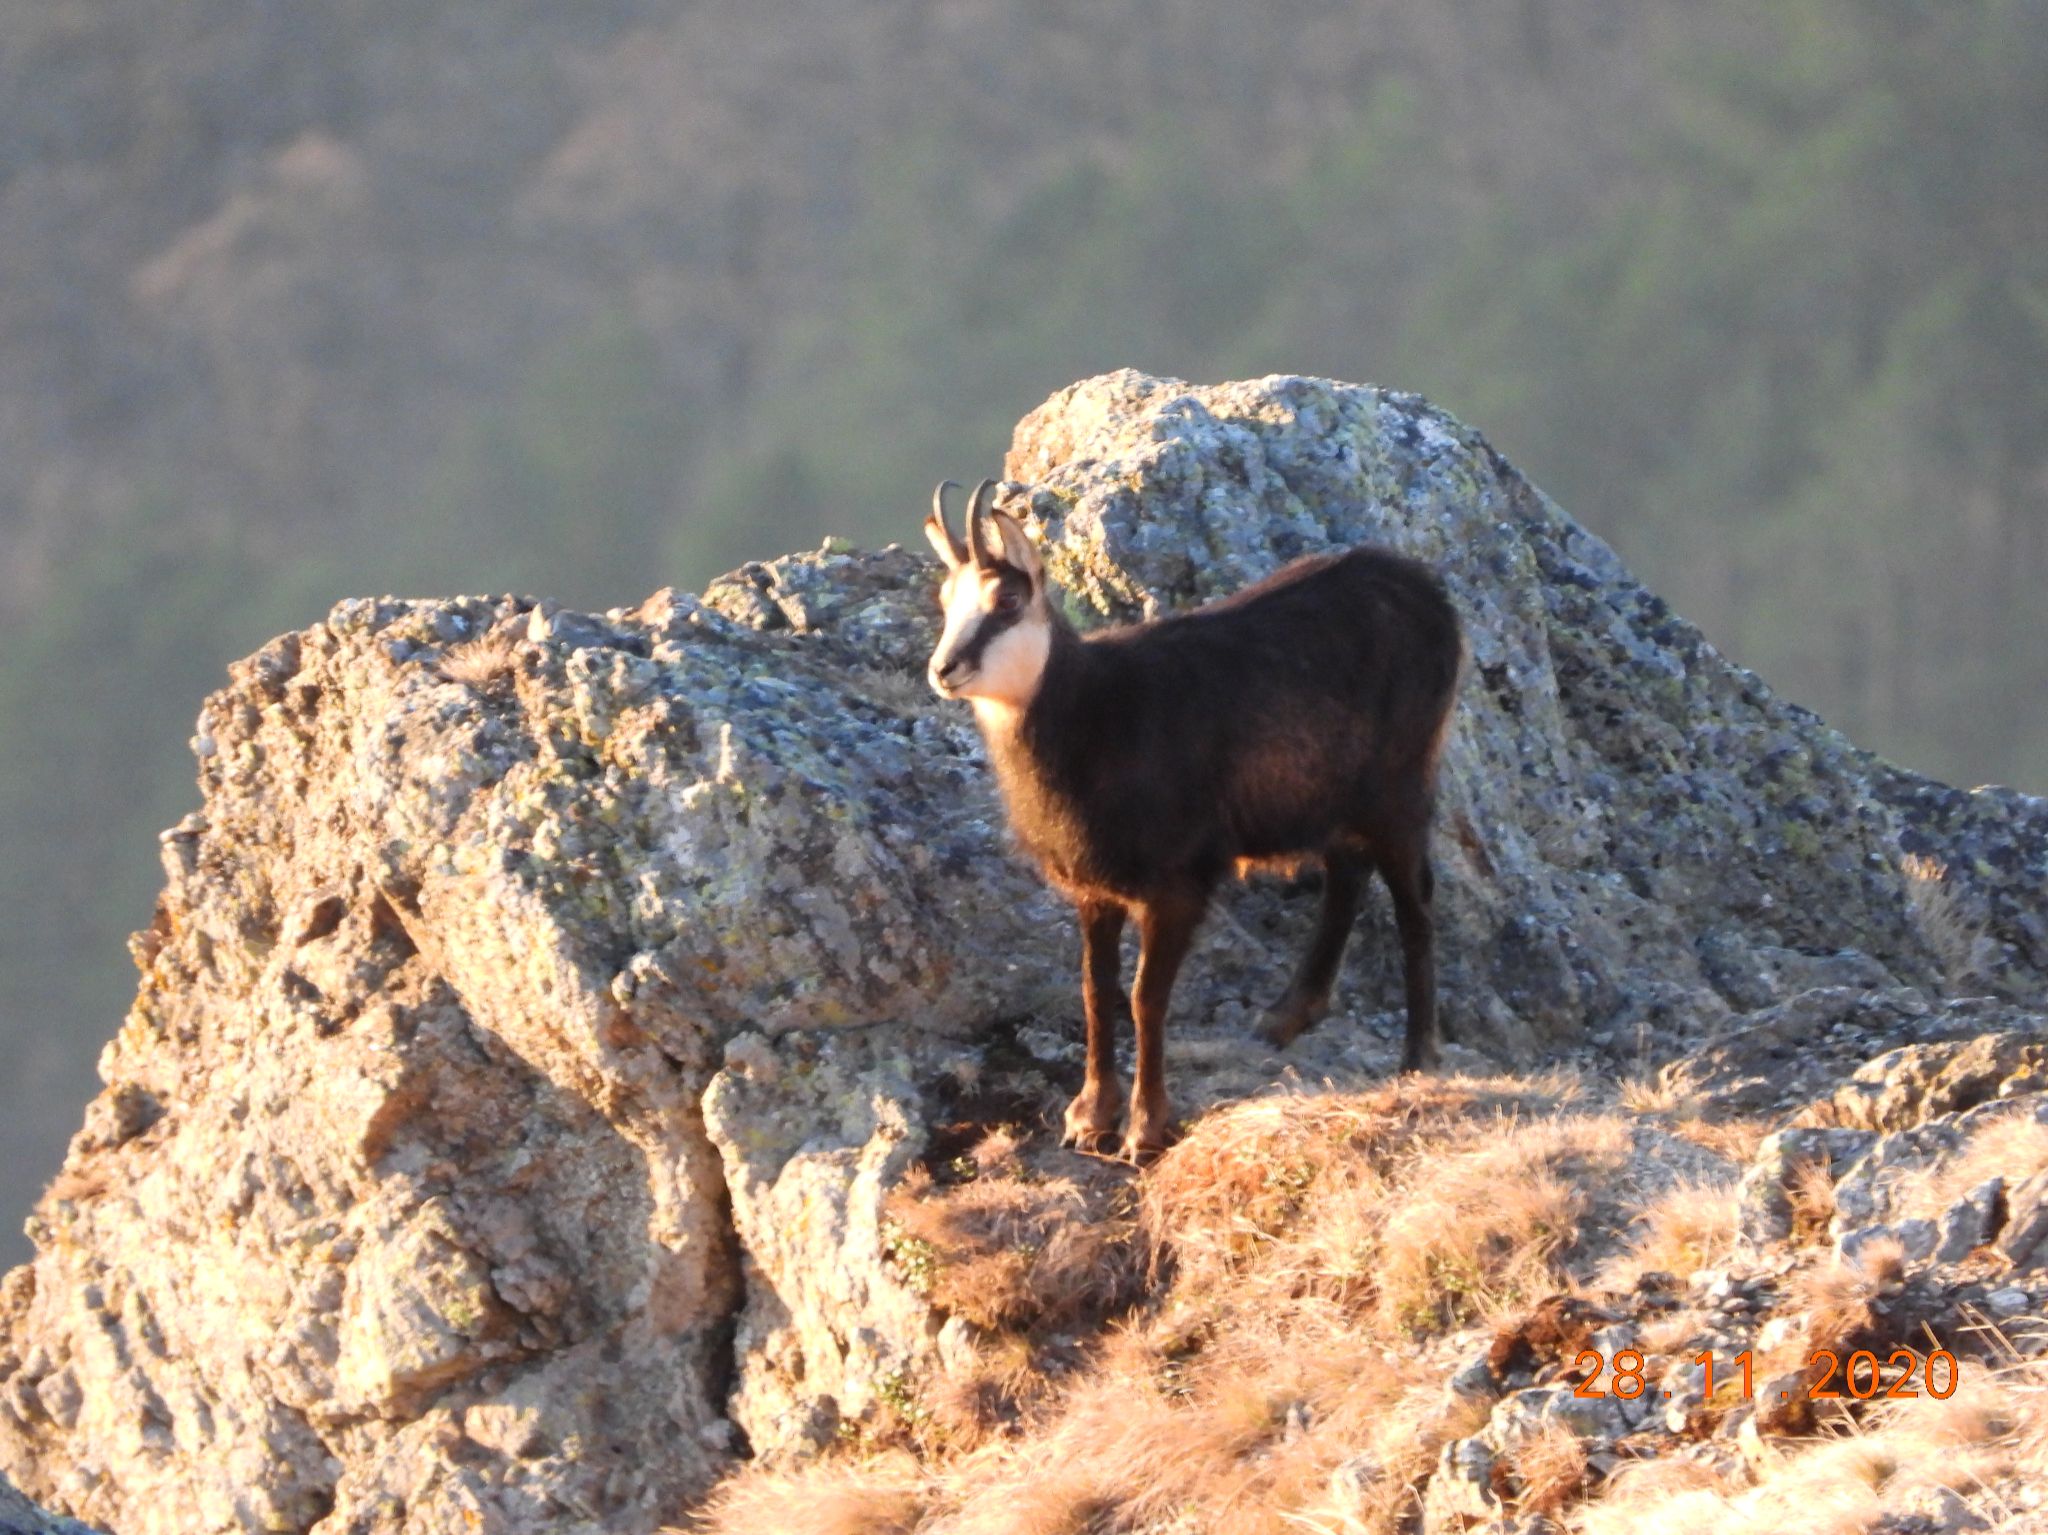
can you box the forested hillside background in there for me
[1,0,2043,1263]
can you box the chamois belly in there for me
[1013,798,1205,901]
[1221,736,1379,860]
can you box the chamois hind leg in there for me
[1380,838,1441,1073]
[1256,847,1366,1049]
[1124,883,1206,1165]
[1062,897,1128,1154]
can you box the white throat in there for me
[970,694,1031,733]
[960,618,1050,711]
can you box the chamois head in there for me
[924,478,1051,713]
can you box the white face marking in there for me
[963,618,1051,707]
[928,567,1051,715]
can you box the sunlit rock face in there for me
[0,370,2040,1533]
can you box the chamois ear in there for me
[991,511,1042,583]
[925,480,968,570]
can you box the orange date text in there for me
[1569,1347,1960,1402]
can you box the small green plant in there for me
[881,1216,939,1294]
[875,1367,930,1428]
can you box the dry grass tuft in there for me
[683,1457,925,1535]
[1618,1071,1686,1116]
[923,1331,1046,1450]
[885,1161,1142,1335]
[1668,1113,1772,1166]
[1784,1236,1906,1375]
[1144,1076,1625,1341]
[1902,851,1988,986]
[1786,1156,1840,1244]
[437,628,522,690]
[1506,1420,1590,1516]
[1598,1176,1741,1291]
[1376,1114,1629,1336]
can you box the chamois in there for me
[925,479,1462,1163]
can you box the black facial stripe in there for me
[951,603,1022,672]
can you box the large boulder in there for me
[1,370,2042,1532]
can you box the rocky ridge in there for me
[0,370,2043,1533]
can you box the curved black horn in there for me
[965,478,999,566]
[926,480,968,566]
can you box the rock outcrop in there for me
[1,370,2043,1532]
[0,1470,94,1535]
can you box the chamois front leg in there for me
[1124,885,1206,1165]
[1062,898,1128,1154]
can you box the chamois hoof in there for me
[1062,1126,1120,1156]
[1120,1136,1166,1167]
[1062,1090,1122,1155]
[1255,997,1327,1050]
[1397,1045,1442,1075]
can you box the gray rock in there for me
[1423,1437,1500,1531]
[1663,988,1936,1112]
[0,1471,99,1535]
[1935,1177,2005,1263]
[1839,1219,1937,1268]
[1999,1169,2048,1271]
[1818,1028,2048,1132]
[702,1027,947,1451]
[1663,1373,1708,1433]
[1485,1382,1643,1447]
[1585,1323,1638,1360]
[1739,1126,1876,1243]
[1447,1353,1502,1405]
[1984,1287,2033,1317]
[1873,1484,1991,1534]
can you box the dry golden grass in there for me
[923,1331,1046,1451]
[1143,1074,1624,1340]
[1902,851,1987,986]
[689,1076,1647,1535]
[1597,1176,1741,1290]
[687,1075,2045,1535]
[885,1149,1143,1336]
[1374,1117,1627,1336]
[437,628,521,689]
[685,1457,925,1535]
[1787,1236,1906,1370]
[1669,1113,1772,1166]
[1617,1071,1687,1116]
[1506,1421,1590,1516]
[1787,1155,1841,1244]
[1639,1304,1711,1357]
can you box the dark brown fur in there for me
[962,543,1463,1161]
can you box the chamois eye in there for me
[994,588,1024,615]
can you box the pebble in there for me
[1984,1287,2032,1317]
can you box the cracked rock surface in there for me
[2,370,2043,1532]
